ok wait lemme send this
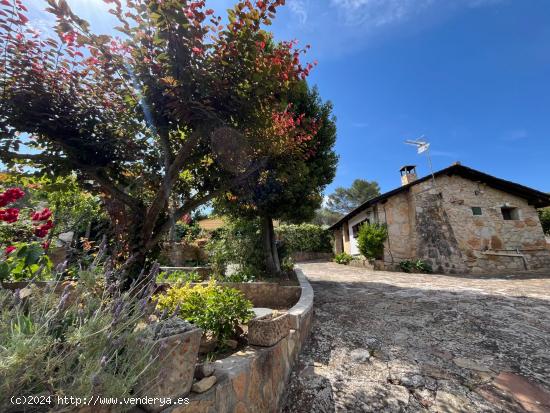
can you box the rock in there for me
[400,374,425,388]
[386,384,410,409]
[365,337,381,350]
[199,333,218,354]
[226,339,238,349]
[194,362,215,380]
[433,390,472,412]
[19,286,33,299]
[192,376,217,394]
[453,357,492,372]
[252,307,274,318]
[140,326,202,413]
[148,318,194,340]
[350,348,371,362]
[248,312,290,347]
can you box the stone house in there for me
[330,163,550,273]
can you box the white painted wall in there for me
[347,209,374,255]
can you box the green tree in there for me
[311,207,342,227]
[215,83,338,275]
[0,0,316,283]
[539,207,550,235]
[326,179,381,214]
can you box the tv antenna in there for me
[404,136,436,188]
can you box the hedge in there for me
[276,223,332,254]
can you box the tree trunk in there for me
[269,217,281,273]
[262,215,280,276]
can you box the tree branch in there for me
[146,189,222,250]
[140,132,201,242]
[145,158,266,249]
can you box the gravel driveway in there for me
[282,262,550,412]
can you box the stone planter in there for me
[248,312,290,347]
[141,321,202,413]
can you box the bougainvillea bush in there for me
[0,0,323,284]
[0,187,55,281]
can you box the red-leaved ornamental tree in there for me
[0,0,321,283]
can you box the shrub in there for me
[173,221,202,242]
[155,281,254,344]
[281,256,295,272]
[0,265,162,410]
[206,218,265,278]
[357,223,388,260]
[334,252,353,265]
[215,271,256,283]
[399,259,433,273]
[157,270,202,283]
[276,223,332,254]
[539,208,550,235]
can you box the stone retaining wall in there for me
[291,251,333,262]
[156,281,302,310]
[167,268,314,413]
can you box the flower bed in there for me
[174,268,314,413]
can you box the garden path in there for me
[282,262,550,412]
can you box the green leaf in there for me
[0,262,10,281]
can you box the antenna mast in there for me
[404,136,436,188]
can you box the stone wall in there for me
[432,175,550,273]
[218,282,302,310]
[156,282,302,310]
[168,269,314,413]
[291,251,333,262]
[410,183,469,274]
[332,173,550,274]
[160,242,208,265]
[333,228,343,254]
[379,191,416,265]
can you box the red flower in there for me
[4,246,16,255]
[31,208,52,221]
[0,208,20,223]
[191,47,203,55]
[34,220,53,238]
[41,241,50,249]
[205,8,214,15]
[0,187,25,207]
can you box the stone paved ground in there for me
[282,262,550,413]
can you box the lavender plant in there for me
[0,254,166,412]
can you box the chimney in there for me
[400,165,417,186]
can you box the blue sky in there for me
[25,0,550,195]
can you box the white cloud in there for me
[502,129,528,141]
[288,0,309,25]
[327,0,505,28]
[329,0,434,27]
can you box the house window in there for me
[352,219,370,238]
[501,207,520,221]
[471,207,482,216]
